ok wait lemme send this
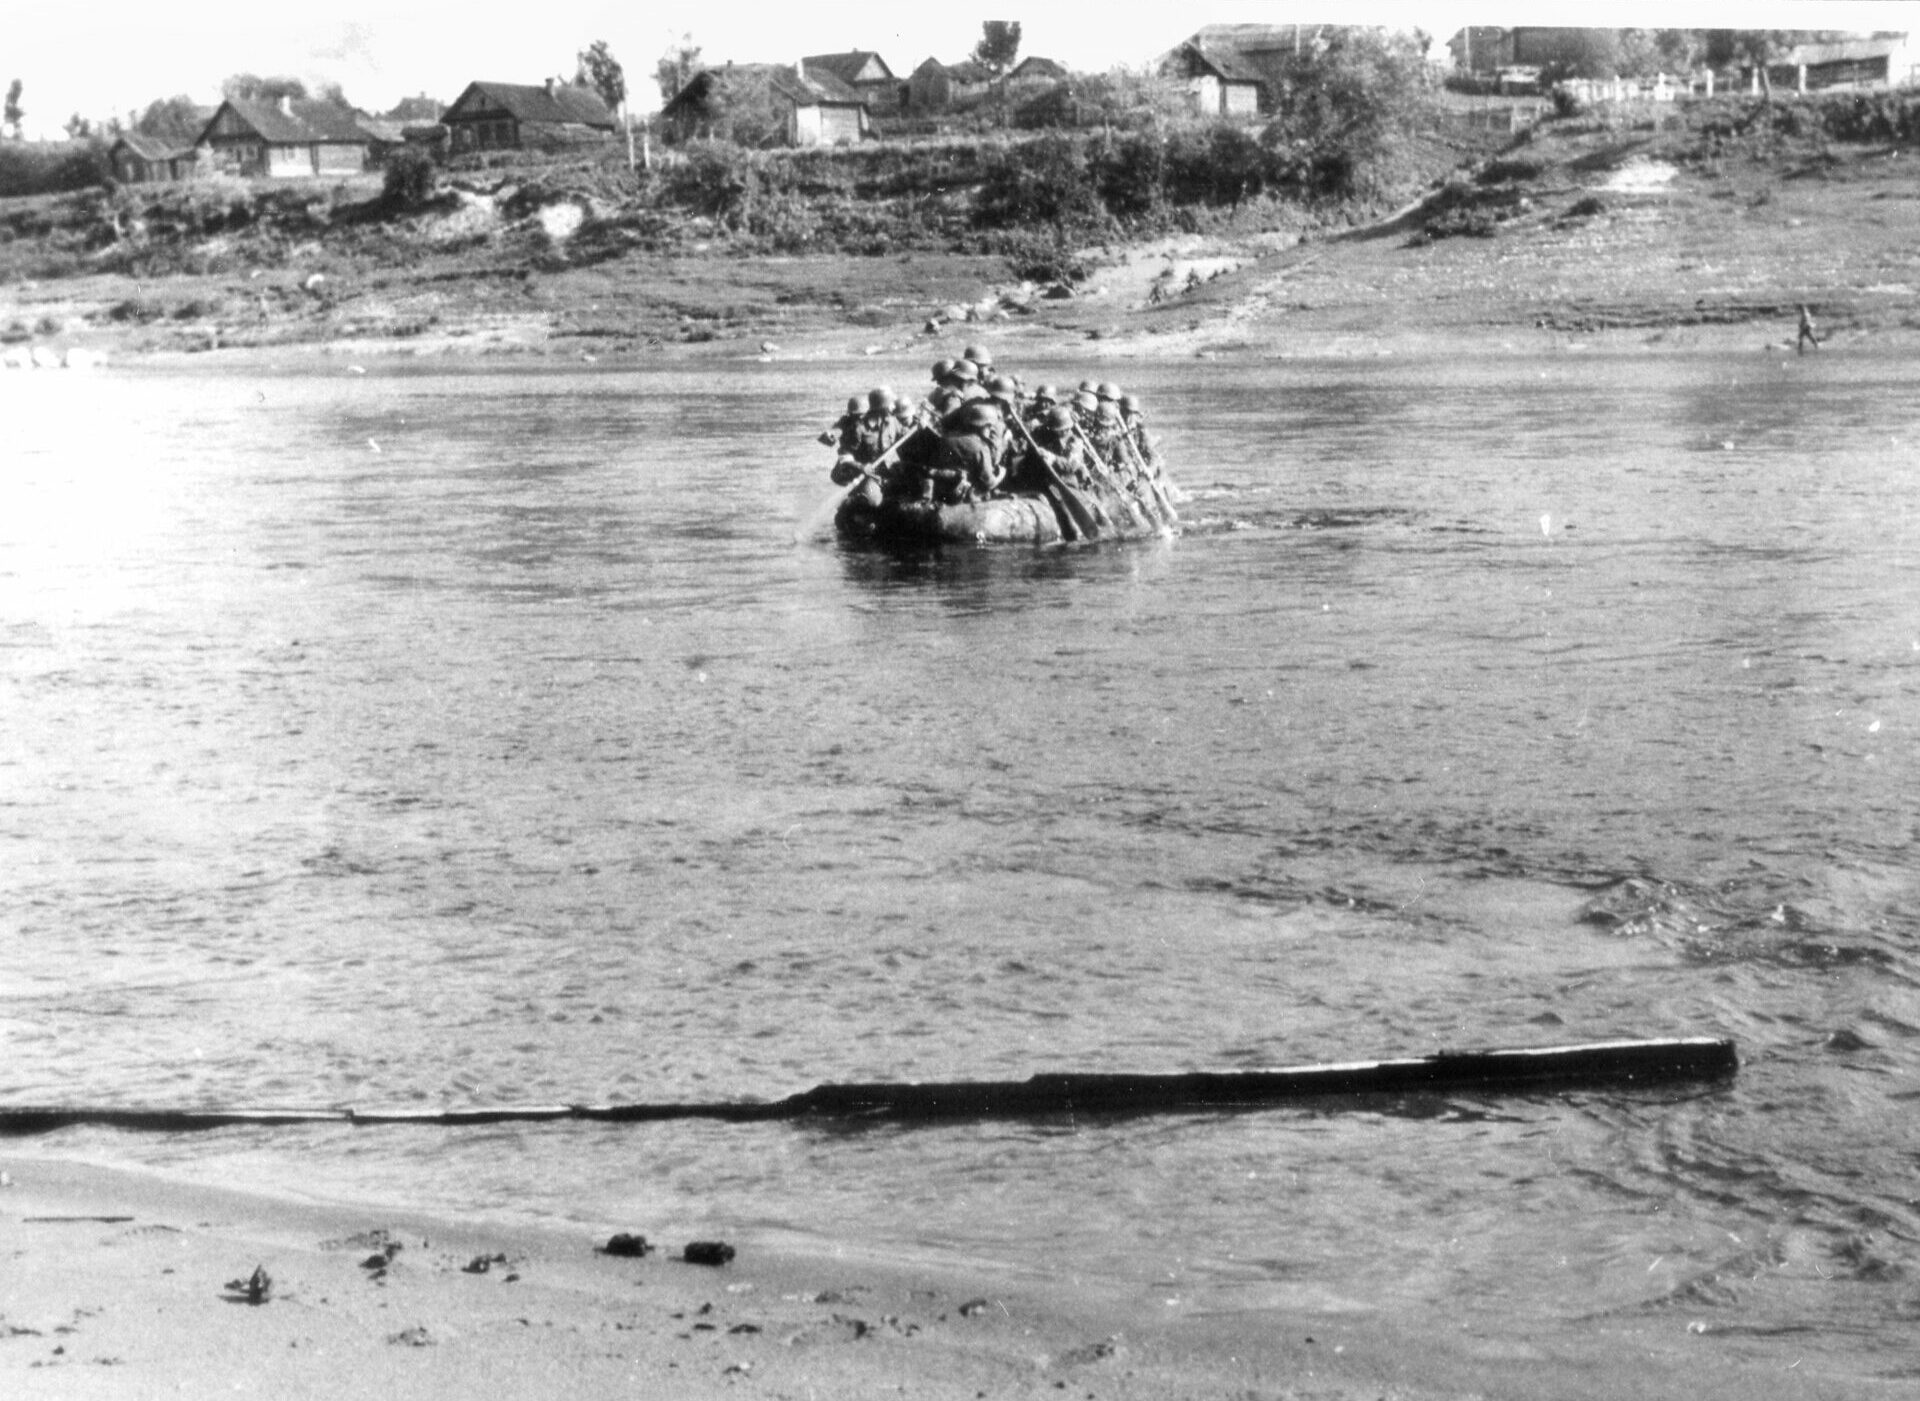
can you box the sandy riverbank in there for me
[0,1148,1894,1399]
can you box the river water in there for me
[3,350,1917,1372]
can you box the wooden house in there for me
[801,51,901,113]
[1446,27,1516,76]
[905,57,994,113]
[197,96,379,178]
[441,80,617,153]
[1006,56,1069,91]
[660,62,870,146]
[1160,43,1264,116]
[1774,35,1919,92]
[109,132,197,183]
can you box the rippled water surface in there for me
[4,351,1918,1370]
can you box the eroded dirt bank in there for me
[3,101,1917,368]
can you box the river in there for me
[2,348,1916,1373]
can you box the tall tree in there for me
[4,79,23,139]
[656,34,703,105]
[972,21,1023,76]
[64,112,93,139]
[135,95,208,143]
[578,39,627,114]
[384,93,443,123]
[222,74,308,103]
[973,22,1023,126]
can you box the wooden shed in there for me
[197,97,378,178]
[802,51,901,113]
[906,58,993,114]
[109,132,197,184]
[660,62,870,146]
[441,80,617,153]
[1160,44,1264,117]
[1774,36,1920,92]
[1006,56,1069,92]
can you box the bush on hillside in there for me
[972,132,1103,231]
[0,141,107,198]
[382,147,436,209]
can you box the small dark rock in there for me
[223,1264,272,1305]
[602,1233,652,1258]
[463,1253,507,1274]
[958,1297,991,1317]
[683,1241,735,1267]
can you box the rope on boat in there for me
[0,1037,1736,1136]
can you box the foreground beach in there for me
[0,1147,1898,1399]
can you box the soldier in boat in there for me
[1118,393,1162,473]
[918,401,1008,503]
[819,395,864,454]
[1025,384,1061,425]
[1006,404,1096,492]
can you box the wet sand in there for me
[0,1149,1891,1399]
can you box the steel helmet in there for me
[1072,391,1099,414]
[1095,381,1122,401]
[845,395,864,414]
[869,386,896,410]
[985,373,1017,397]
[1077,379,1097,393]
[949,359,980,383]
[962,343,991,366]
[931,358,954,381]
[1119,393,1143,414]
[1032,384,1059,404]
[1044,405,1076,432]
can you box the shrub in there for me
[1090,130,1164,218]
[381,147,436,210]
[0,141,106,198]
[972,133,1102,231]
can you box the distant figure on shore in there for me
[1798,304,1821,354]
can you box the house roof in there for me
[1188,23,1306,56]
[210,97,375,145]
[354,115,406,143]
[1009,56,1068,81]
[447,81,617,128]
[114,132,184,161]
[802,51,896,85]
[661,63,868,117]
[918,58,992,84]
[1183,44,1266,85]
[786,62,867,105]
[1781,37,1908,67]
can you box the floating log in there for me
[0,1039,1734,1136]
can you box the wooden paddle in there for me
[1114,422,1179,527]
[1006,414,1097,542]
[801,424,928,541]
[1068,420,1153,532]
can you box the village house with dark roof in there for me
[1774,34,1919,91]
[660,61,871,146]
[196,96,386,177]
[441,79,618,153]
[1159,42,1265,116]
[905,57,994,114]
[1006,56,1069,90]
[109,131,199,184]
[801,51,901,113]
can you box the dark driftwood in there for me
[0,1039,1735,1136]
